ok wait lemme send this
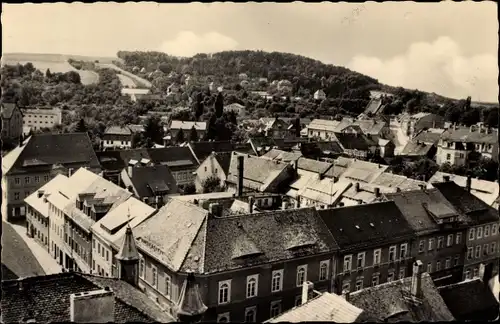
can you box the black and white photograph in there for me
[1,1,499,322]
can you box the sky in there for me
[2,2,498,101]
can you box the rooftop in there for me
[121,165,178,197]
[335,133,376,151]
[169,120,207,131]
[188,141,254,164]
[440,126,497,144]
[24,174,69,217]
[104,126,133,136]
[401,141,434,156]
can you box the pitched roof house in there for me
[187,141,253,164]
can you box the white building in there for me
[314,90,326,101]
[22,107,62,130]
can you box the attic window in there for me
[355,225,360,230]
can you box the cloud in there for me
[159,31,238,57]
[348,36,498,102]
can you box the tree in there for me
[202,176,223,193]
[144,116,163,144]
[189,126,199,142]
[183,183,196,195]
[45,68,52,78]
[176,128,185,143]
[484,108,498,128]
[215,92,224,118]
[74,118,87,133]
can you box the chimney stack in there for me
[301,281,314,305]
[236,156,244,197]
[374,187,381,197]
[70,289,115,323]
[248,196,254,214]
[355,182,360,193]
[411,260,423,299]
[68,168,74,177]
[342,288,351,302]
[443,175,450,182]
[466,175,472,193]
[209,203,222,218]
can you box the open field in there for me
[96,63,152,88]
[117,73,138,88]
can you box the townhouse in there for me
[433,181,500,282]
[385,187,469,285]
[1,132,101,222]
[318,201,415,294]
[90,196,155,278]
[21,106,62,130]
[101,125,136,149]
[298,141,343,161]
[400,112,445,138]
[194,152,232,193]
[334,133,378,159]
[130,199,340,322]
[307,119,342,140]
[1,102,23,143]
[258,117,291,138]
[436,125,498,166]
[164,120,207,144]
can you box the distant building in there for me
[313,89,326,101]
[258,117,291,138]
[1,102,23,143]
[400,112,445,138]
[194,152,232,193]
[21,106,62,131]
[165,120,207,144]
[101,126,140,149]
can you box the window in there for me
[342,281,351,293]
[492,224,498,236]
[475,246,481,258]
[343,255,352,272]
[389,245,397,262]
[296,265,307,287]
[244,307,256,322]
[427,262,432,273]
[371,274,380,287]
[357,252,366,268]
[400,243,408,259]
[217,313,230,323]
[491,242,497,254]
[428,238,434,250]
[246,275,258,298]
[270,301,282,318]
[165,275,171,298]
[24,177,30,184]
[373,249,381,265]
[418,240,425,253]
[354,278,363,291]
[92,260,95,271]
[151,266,157,288]
[14,192,20,200]
[271,270,283,292]
[454,254,460,266]
[434,260,441,271]
[445,258,451,269]
[218,280,231,304]
[484,225,490,237]
[477,227,483,239]
[467,247,473,259]
[44,175,49,182]
[483,244,489,256]
[456,233,462,244]
[14,177,20,185]
[34,176,40,183]
[319,260,329,281]
[473,267,479,278]
[204,166,207,172]
[98,243,101,255]
[437,236,444,249]
[447,234,453,247]
[106,250,109,261]
[446,153,451,160]
[399,267,405,279]
[469,228,475,241]
[465,269,472,280]
[139,257,145,279]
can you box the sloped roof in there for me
[413,129,445,144]
[4,133,100,175]
[169,120,207,131]
[104,126,133,136]
[441,127,497,144]
[24,174,69,217]
[1,102,19,119]
[318,201,414,251]
[349,273,455,322]
[370,173,426,191]
[297,158,333,174]
[300,141,344,157]
[188,141,253,163]
[266,292,365,323]
[401,141,434,156]
[121,165,178,197]
[0,272,174,323]
[335,133,376,151]
[308,119,341,132]
[364,98,383,115]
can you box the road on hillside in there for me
[1,221,45,279]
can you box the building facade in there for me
[1,102,23,143]
[21,106,62,130]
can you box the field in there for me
[117,73,138,88]
[96,63,152,88]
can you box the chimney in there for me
[355,182,360,192]
[209,203,222,218]
[68,168,74,177]
[294,199,300,209]
[443,175,450,182]
[466,175,472,193]
[374,187,381,197]
[342,288,350,302]
[411,260,423,299]
[248,196,254,214]
[396,187,401,192]
[301,281,314,305]
[236,155,244,197]
[70,288,115,323]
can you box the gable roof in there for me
[297,157,333,174]
[213,152,233,175]
[413,129,445,144]
[104,126,133,136]
[1,102,20,119]
[335,133,376,151]
[401,141,434,156]
[370,173,427,191]
[266,292,365,323]
[4,133,100,175]
[318,201,414,251]
[349,273,455,322]
[121,165,178,197]
[308,119,341,132]
[188,141,253,163]
[169,120,207,131]
[438,279,499,321]
[24,174,69,217]
[440,127,498,144]
[300,141,343,157]
[0,272,174,323]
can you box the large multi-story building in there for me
[318,201,415,294]
[400,112,445,138]
[21,106,62,130]
[1,132,101,222]
[1,102,23,143]
[129,198,339,322]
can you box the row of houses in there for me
[22,164,500,322]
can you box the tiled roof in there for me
[364,98,383,115]
[335,133,376,151]
[354,119,387,135]
[317,201,414,251]
[413,129,445,144]
[298,178,352,205]
[438,279,499,321]
[169,120,207,131]
[266,292,365,323]
[384,189,464,233]
[104,126,133,136]
[212,151,233,175]
[370,173,426,191]
[308,119,341,132]
[300,141,344,157]
[4,133,100,175]
[188,141,253,163]
[440,127,498,144]
[0,272,174,323]
[120,165,178,198]
[263,149,303,162]
[432,181,499,224]
[297,158,333,174]
[349,273,455,322]
[24,174,69,217]
[401,141,434,156]
[429,172,499,206]
[1,102,19,119]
